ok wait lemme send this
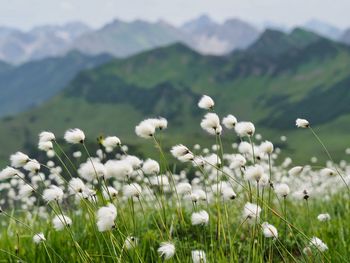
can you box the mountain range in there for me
[0,28,350,164]
[1,15,349,65]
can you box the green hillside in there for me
[0,51,113,117]
[1,29,350,164]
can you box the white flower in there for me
[320,168,335,177]
[102,136,121,149]
[97,204,117,232]
[310,237,328,252]
[245,165,264,183]
[275,183,290,197]
[38,141,53,152]
[191,250,206,263]
[243,202,261,221]
[296,118,309,128]
[53,215,72,231]
[73,151,82,158]
[222,187,237,200]
[123,155,142,170]
[171,144,191,158]
[222,114,237,129]
[43,185,64,202]
[10,152,29,168]
[260,141,274,154]
[288,166,304,176]
[238,141,252,155]
[105,160,133,180]
[135,120,156,139]
[198,95,214,110]
[39,131,55,142]
[158,242,175,260]
[64,128,85,144]
[68,178,85,194]
[191,210,209,225]
[103,186,119,199]
[23,159,40,173]
[176,182,192,195]
[33,233,46,244]
[123,183,142,198]
[200,113,222,135]
[19,184,35,198]
[262,222,278,238]
[0,167,19,180]
[229,154,246,169]
[317,213,331,222]
[125,236,138,250]
[142,159,160,175]
[78,159,106,181]
[150,117,168,130]
[150,175,169,186]
[235,122,255,137]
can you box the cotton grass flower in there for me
[53,215,72,231]
[102,136,121,149]
[198,95,214,110]
[10,152,29,168]
[296,118,309,128]
[105,160,133,180]
[222,114,237,129]
[33,233,46,244]
[43,185,64,202]
[78,160,106,181]
[68,178,85,194]
[260,141,274,154]
[0,167,19,180]
[103,186,119,199]
[191,250,206,263]
[171,144,191,159]
[320,168,335,177]
[135,120,156,139]
[275,183,290,197]
[317,213,331,222]
[157,242,175,260]
[191,210,209,225]
[123,183,142,198]
[245,165,264,183]
[23,159,40,173]
[64,128,85,144]
[235,122,255,137]
[97,204,117,232]
[288,166,304,176]
[38,141,53,152]
[243,202,261,221]
[39,131,55,142]
[262,222,278,238]
[142,159,160,175]
[125,236,138,250]
[200,113,222,135]
[309,237,328,252]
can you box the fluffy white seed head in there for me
[10,152,29,168]
[39,131,55,143]
[97,204,117,232]
[262,222,278,238]
[235,122,255,137]
[0,167,19,180]
[68,178,85,194]
[53,215,72,231]
[103,186,119,199]
[23,159,40,173]
[243,202,261,221]
[43,185,64,202]
[78,160,106,181]
[191,210,209,225]
[191,250,207,263]
[64,128,85,144]
[309,237,328,252]
[245,165,264,183]
[200,113,222,135]
[125,236,138,250]
[135,120,156,139]
[198,95,214,110]
[317,213,331,222]
[320,168,335,177]
[296,118,309,128]
[105,160,133,180]
[142,159,160,175]
[157,242,176,260]
[260,141,274,154]
[33,233,46,244]
[222,114,237,129]
[171,144,191,158]
[288,166,304,176]
[275,183,290,197]
[123,183,142,198]
[38,141,53,152]
[102,136,121,149]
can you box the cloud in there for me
[60,1,74,10]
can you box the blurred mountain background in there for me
[1,15,350,164]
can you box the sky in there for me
[0,0,349,30]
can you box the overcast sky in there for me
[1,0,349,30]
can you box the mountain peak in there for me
[303,19,342,40]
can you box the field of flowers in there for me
[0,95,349,262]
